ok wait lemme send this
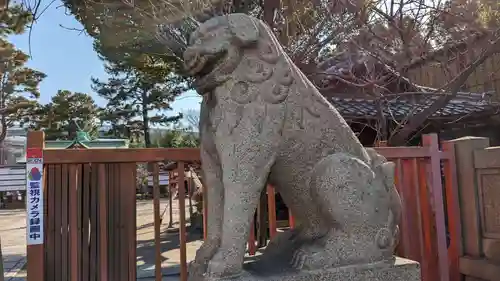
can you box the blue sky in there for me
[8,0,201,117]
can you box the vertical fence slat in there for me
[90,165,99,281]
[47,165,56,281]
[77,165,83,281]
[188,177,193,221]
[43,163,48,281]
[118,164,128,281]
[107,164,116,281]
[411,158,425,264]
[26,131,45,281]
[266,184,277,239]
[121,163,135,281]
[394,158,411,257]
[248,218,256,255]
[61,164,69,281]
[114,164,121,281]
[419,159,438,281]
[98,164,108,281]
[54,164,62,281]
[257,191,268,248]
[153,163,162,281]
[288,209,295,229]
[82,164,91,281]
[423,134,450,281]
[442,141,462,281]
[69,165,78,281]
[178,162,188,281]
[402,159,421,261]
[202,176,208,241]
[129,164,137,281]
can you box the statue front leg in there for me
[188,145,224,281]
[206,148,277,279]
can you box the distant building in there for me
[0,127,27,165]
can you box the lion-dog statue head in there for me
[183,14,277,94]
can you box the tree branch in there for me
[389,34,500,145]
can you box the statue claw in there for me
[291,248,307,270]
[206,250,243,279]
[290,244,326,271]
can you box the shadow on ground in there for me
[136,225,203,278]
[2,253,27,281]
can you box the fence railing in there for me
[26,131,460,281]
[26,131,199,281]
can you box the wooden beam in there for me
[43,148,200,164]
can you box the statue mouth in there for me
[184,51,229,93]
[185,51,226,78]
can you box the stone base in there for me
[205,257,420,281]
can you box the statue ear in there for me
[227,14,260,46]
[381,162,395,187]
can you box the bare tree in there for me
[183,109,200,130]
[58,0,500,144]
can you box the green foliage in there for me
[0,41,45,142]
[92,58,187,147]
[0,4,32,37]
[153,125,200,148]
[60,0,192,80]
[32,90,102,140]
[0,4,44,142]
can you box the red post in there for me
[177,162,187,281]
[422,134,449,281]
[288,209,295,229]
[26,131,45,281]
[153,163,162,281]
[441,141,462,281]
[247,218,256,255]
[202,179,208,241]
[266,184,277,239]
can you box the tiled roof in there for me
[329,91,500,120]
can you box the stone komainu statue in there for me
[181,13,402,281]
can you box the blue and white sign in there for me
[26,148,44,245]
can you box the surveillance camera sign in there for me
[26,148,44,245]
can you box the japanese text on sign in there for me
[26,148,44,245]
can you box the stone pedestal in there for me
[206,257,420,281]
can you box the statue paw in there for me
[263,228,298,256]
[193,238,220,265]
[206,250,242,279]
[189,238,221,280]
[188,261,206,281]
[290,245,325,270]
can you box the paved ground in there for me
[0,198,203,281]
[136,198,203,280]
[0,209,27,281]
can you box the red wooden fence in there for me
[25,131,460,281]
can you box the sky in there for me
[8,0,202,118]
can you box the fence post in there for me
[177,162,187,281]
[441,140,462,281]
[449,136,489,257]
[26,131,45,281]
[267,184,277,239]
[422,134,449,281]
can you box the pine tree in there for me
[92,56,186,147]
[0,4,45,143]
[32,90,102,140]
